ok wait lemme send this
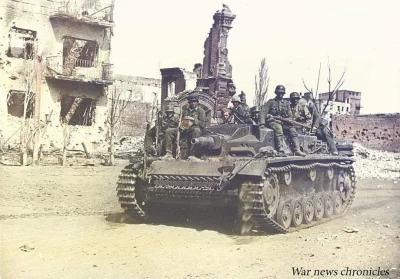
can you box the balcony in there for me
[50,0,115,28]
[46,56,113,85]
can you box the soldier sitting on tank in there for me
[289,92,312,133]
[221,108,235,124]
[162,93,206,159]
[302,92,338,155]
[247,106,261,124]
[259,85,307,156]
[231,95,248,124]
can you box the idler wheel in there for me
[262,175,279,218]
[332,190,343,214]
[291,199,304,227]
[313,193,324,221]
[276,200,293,229]
[308,168,317,182]
[301,197,314,224]
[323,192,334,217]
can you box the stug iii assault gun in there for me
[116,89,356,235]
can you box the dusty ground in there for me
[0,164,399,279]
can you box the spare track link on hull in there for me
[116,164,147,219]
[242,162,356,234]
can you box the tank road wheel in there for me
[326,167,334,180]
[313,193,324,221]
[291,199,304,227]
[332,191,343,214]
[323,192,334,218]
[308,168,317,182]
[281,171,292,186]
[262,175,280,218]
[276,200,293,229]
[301,197,314,224]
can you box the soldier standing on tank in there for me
[162,93,206,159]
[302,92,338,155]
[231,95,248,124]
[247,106,261,124]
[259,85,307,156]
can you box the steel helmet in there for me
[250,106,260,113]
[231,95,241,102]
[274,85,286,94]
[290,92,300,99]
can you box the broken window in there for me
[7,27,36,59]
[62,37,98,75]
[7,90,35,118]
[60,96,96,126]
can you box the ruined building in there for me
[319,90,362,115]
[160,5,236,121]
[0,0,115,152]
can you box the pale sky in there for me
[111,0,400,114]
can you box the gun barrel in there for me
[191,136,221,150]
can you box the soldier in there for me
[260,85,307,156]
[162,93,206,159]
[239,91,250,115]
[247,106,261,124]
[221,108,234,124]
[161,105,178,132]
[289,92,312,125]
[302,92,338,155]
[231,95,248,124]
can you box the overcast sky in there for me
[111,0,400,114]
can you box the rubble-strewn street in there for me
[0,163,399,279]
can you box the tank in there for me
[116,96,356,234]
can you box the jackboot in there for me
[275,135,287,156]
[291,137,307,157]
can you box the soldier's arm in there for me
[260,100,272,125]
[196,108,206,129]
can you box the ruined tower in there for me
[197,4,236,113]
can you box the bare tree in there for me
[254,57,270,106]
[19,39,38,166]
[106,85,133,165]
[302,59,346,116]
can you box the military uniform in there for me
[260,86,306,156]
[164,95,206,158]
[301,94,338,155]
[290,102,312,125]
[231,104,248,124]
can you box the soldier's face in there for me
[188,100,198,109]
[291,98,299,105]
[276,93,285,99]
[166,112,174,118]
[232,101,240,108]
[252,112,260,119]
[223,112,230,119]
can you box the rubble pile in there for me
[114,135,145,159]
[353,143,400,180]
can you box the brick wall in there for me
[332,114,400,152]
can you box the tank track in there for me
[241,162,356,234]
[116,164,147,219]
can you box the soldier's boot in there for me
[276,135,287,157]
[292,137,307,157]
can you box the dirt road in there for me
[1,165,399,279]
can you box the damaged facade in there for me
[0,0,115,153]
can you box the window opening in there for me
[60,96,96,126]
[7,90,35,118]
[7,27,36,59]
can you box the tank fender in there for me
[236,159,267,176]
